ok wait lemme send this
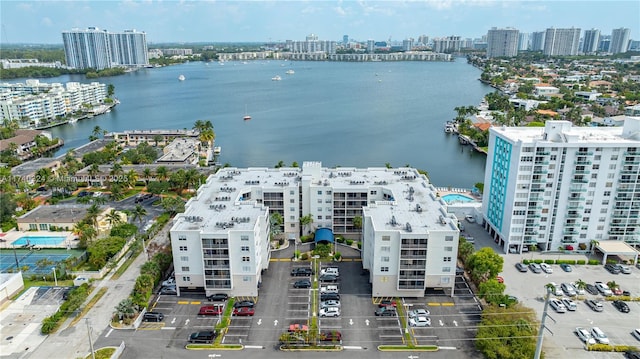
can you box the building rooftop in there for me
[17,204,91,224]
[10,157,61,179]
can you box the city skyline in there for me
[0,0,639,45]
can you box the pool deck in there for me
[435,187,481,204]
[0,230,78,250]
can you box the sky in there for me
[0,0,639,44]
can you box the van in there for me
[320,267,339,277]
[320,285,339,294]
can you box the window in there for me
[381,256,389,262]
[326,215,332,220]
[290,199,295,203]
[290,190,295,195]
[441,277,450,284]
[317,190,322,195]
[242,266,251,272]
[181,266,190,271]
[317,199,322,203]
[178,235,186,241]
[180,256,188,261]
[382,236,390,241]
[182,276,191,281]
[444,246,453,252]
[243,276,251,282]
[317,207,322,212]
[443,257,452,262]
[381,246,390,252]
[317,215,322,220]
[381,266,389,272]
[442,267,451,272]
[241,246,249,252]
[242,256,250,262]
[290,216,295,220]
[290,207,295,212]
[241,235,249,241]
[179,246,188,251]
[29,224,37,230]
[445,236,453,241]
[370,190,377,195]
[39,223,48,230]
[603,191,611,197]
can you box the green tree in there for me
[478,279,506,305]
[114,298,139,323]
[467,247,504,284]
[476,306,537,359]
[107,84,115,97]
[270,212,284,238]
[152,134,163,147]
[161,196,185,215]
[131,205,147,226]
[458,237,475,264]
[0,193,17,225]
[299,214,313,235]
[105,209,123,228]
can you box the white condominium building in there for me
[543,28,581,56]
[62,27,148,70]
[486,27,520,58]
[169,162,460,298]
[610,28,630,54]
[482,119,640,255]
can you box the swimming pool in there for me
[12,235,66,246]
[442,194,475,203]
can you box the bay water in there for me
[45,57,492,188]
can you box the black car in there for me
[319,274,338,282]
[605,263,621,274]
[62,287,75,300]
[585,284,599,295]
[77,191,92,198]
[625,352,640,359]
[188,331,216,343]
[293,279,312,288]
[455,266,464,275]
[291,267,313,276]
[320,293,340,301]
[234,300,255,308]
[143,312,165,322]
[375,307,396,317]
[207,293,229,302]
[612,300,630,313]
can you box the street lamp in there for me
[52,267,58,286]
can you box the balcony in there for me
[572,178,589,184]
[574,160,592,165]
[566,213,581,218]
[576,151,593,156]
[569,186,587,192]
[573,169,591,175]
[567,204,583,209]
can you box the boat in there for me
[272,75,282,81]
[178,75,185,81]
[285,69,295,75]
[243,105,251,121]
[68,118,78,124]
[213,146,221,154]
[444,121,457,134]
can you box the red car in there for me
[320,330,342,342]
[288,324,309,332]
[378,299,397,308]
[199,305,223,316]
[233,307,255,316]
[496,276,504,283]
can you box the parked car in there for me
[529,263,542,273]
[561,283,577,297]
[561,298,577,311]
[319,307,341,317]
[605,263,621,274]
[548,282,562,296]
[408,309,430,318]
[571,282,586,295]
[465,215,475,223]
[293,279,312,288]
[143,311,165,322]
[495,276,504,283]
[456,266,465,275]
[199,305,223,316]
[77,191,93,198]
[585,299,604,312]
[375,307,396,316]
[595,281,613,296]
[320,300,341,308]
[585,284,599,295]
[207,293,228,302]
[624,351,640,359]
[560,263,573,272]
[160,286,177,295]
[320,285,339,294]
[540,263,553,274]
[288,324,309,332]
[189,331,216,343]
[233,300,255,308]
[550,299,567,313]
[320,293,340,301]
[591,327,610,344]
[232,307,255,316]
[612,286,624,296]
[515,262,528,272]
[632,328,640,341]
[319,274,339,282]
[319,330,342,342]
[616,264,632,274]
[320,267,340,277]
[613,300,630,313]
[162,278,176,287]
[575,327,597,345]
[409,316,431,327]
[378,299,397,308]
[291,267,313,276]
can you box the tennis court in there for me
[0,248,85,275]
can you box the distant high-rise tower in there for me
[62,27,148,70]
[582,29,600,54]
[343,35,349,44]
[367,39,375,53]
[543,28,581,56]
[486,27,519,58]
[518,32,530,51]
[610,28,630,54]
[530,31,546,51]
[418,35,429,46]
[402,38,414,51]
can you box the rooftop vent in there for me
[405,222,412,232]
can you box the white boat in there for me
[178,75,185,81]
[213,146,221,154]
[68,118,78,124]
[243,105,251,121]
[285,69,295,75]
[272,75,282,81]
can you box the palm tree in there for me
[131,204,147,226]
[300,214,313,235]
[198,128,215,148]
[142,168,152,185]
[270,212,284,238]
[155,166,168,181]
[88,163,100,184]
[152,134,164,147]
[125,169,138,188]
[109,183,125,201]
[110,163,123,177]
[86,203,101,227]
[574,279,587,293]
[589,239,600,260]
[606,280,619,291]
[105,209,123,228]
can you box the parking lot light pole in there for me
[52,267,57,286]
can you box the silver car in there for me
[561,282,577,297]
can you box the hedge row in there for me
[521,259,598,265]
[586,344,639,352]
[41,283,91,334]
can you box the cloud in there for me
[334,6,347,16]
[16,3,33,11]
[41,17,53,27]
[357,1,395,16]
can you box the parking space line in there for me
[441,302,455,306]
[177,301,190,304]
[427,302,441,306]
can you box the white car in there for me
[408,309,430,318]
[575,327,596,345]
[548,282,562,296]
[632,328,640,341]
[595,281,613,296]
[319,307,341,317]
[320,285,339,294]
[320,267,340,277]
[465,215,475,223]
[571,282,586,295]
[550,299,567,313]
[320,300,341,308]
[540,263,553,274]
[561,282,577,297]
[561,298,577,311]
[408,316,431,327]
[591,327,609,344]
[162,278,176,287]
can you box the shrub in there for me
[346,239,354,246]
[533,259,543,264]
[576,260,586,265]
[588,260,600,265]
[522,259,530,264]
[336,236,345,244]
[333,252,342,261]
[544,259,554,264]
[578,243,587,250]
[301,253,309,260]
[357,241,362,249]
